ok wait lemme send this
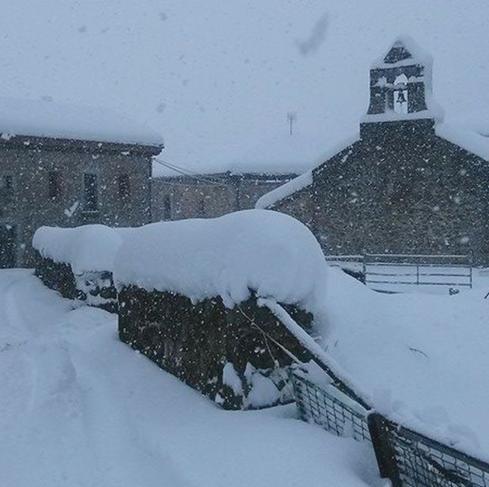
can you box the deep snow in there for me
[0,269,378,487]
[319,268,489,461]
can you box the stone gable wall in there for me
[274,121,489,264]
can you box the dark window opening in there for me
[118,174,131,200]
[163,194,172,220]
[48,171,61,199]
[83,173,98,212]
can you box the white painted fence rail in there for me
[326,253,473,293]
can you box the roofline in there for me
[152,171,298,183]
[0,133,163,156]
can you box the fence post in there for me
[367,413,403,487]
[362,254,367,285]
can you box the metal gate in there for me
[363,254,473,292]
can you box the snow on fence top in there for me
[33,225,126,274]
[113,209,327,310]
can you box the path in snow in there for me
[0,270,380,487]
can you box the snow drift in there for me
[316,267,489,461]
[113,209,327,310]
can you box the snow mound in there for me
[33,225,126,274]
[113,209,327,310]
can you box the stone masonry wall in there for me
[151,173,295,222]
[0,135,157,267]
[118,285,313,410]
[273,120,489,264]
[35,254,117,312]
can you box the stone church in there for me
[258,37,489,264]
[0,102,162,268]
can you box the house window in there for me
[163,194,172,220]
[118,174,130,199]
[83,173,98,211]
[48,171,61,199]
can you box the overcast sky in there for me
[1,0,488,174]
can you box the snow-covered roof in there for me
[113,210,327,311]
[255,135,359,209]
[151,131,331,178]
[33,225,129,274]
[255,170,313,209]
[0,98,164,147]
[436,123,489,161]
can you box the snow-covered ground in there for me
[321,268,489,460]
[2,261,489,484]
[0,269,379,487]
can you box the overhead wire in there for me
[153,158,230,187]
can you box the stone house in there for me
[257,37,489,264]
[151,171,296,222]
[0,100,162,268]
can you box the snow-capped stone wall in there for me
[33,225,125,311]
[114,209,326,409]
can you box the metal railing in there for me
[290,369,371,442]
[369,413,489,487]
[291,367,489,486]
[325,253,473,292]
[364,254,473,291]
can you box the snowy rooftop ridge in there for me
[256,135,359,209]
[255,170,312,209]
[113,210,328,311]
[151,130,331,178]
[0,97,164,147]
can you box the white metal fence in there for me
[326,253,473,293]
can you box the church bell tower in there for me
[361,36,439,139]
